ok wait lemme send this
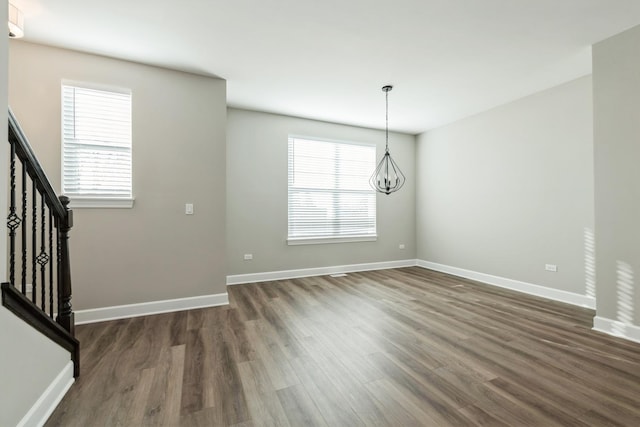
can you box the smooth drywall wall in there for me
[0,0,7,281]
[2,3,68,427]
[1,16,70,427]
[416,76,594,296]
[227,108,415,275]
[9,41,227,309]
[593,25,640,331]
[0,306,71,426]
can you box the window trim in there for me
[287,135,377,245]
[287,235,377,246]
[67,197,134,209]
[61,80,134,209]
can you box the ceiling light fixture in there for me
[8,3,24,39]
[370,85,405,195]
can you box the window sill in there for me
[66,197,135,209]
[287,235,377,246]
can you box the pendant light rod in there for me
[382,85,392,151]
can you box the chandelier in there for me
[370,85,405,194]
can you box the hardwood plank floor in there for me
[46,267,640,426]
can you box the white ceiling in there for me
[12,0,640,134]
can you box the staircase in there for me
[2,108,79,377]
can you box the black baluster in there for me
[32,180,37,305]
[38,193,49,312]
[7,142,20,286]
[21,163,27,295]
[49,209,54,318]
[56,218,61,318]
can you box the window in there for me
[62,84,133,208]
[288,136,376,244]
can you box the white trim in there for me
[61,84,133,202]
[17,361,74,427]
[287,235,377,245]
[67,197,134,209]
[75,292,229,324]
[61,79,131,95]
[416,260,596,309]
[226,259,417,285]
[593,316,640,344]
[288,133,375,148]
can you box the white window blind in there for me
[62,85,132,206]
[288,136,376,244]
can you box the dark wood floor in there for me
[46,267,640,426]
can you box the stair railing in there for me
[2,107,78,376]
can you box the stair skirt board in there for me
[74,293,229,325]
[17,361,74,427]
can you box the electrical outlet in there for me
[244,254,253,261]
[545,264,557,272]
[399,244,405,249]
[185,203,194,215]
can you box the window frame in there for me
[287,135,377,245]
[61,81,134,209]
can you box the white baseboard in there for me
[226,259,418,285]
[593,316,640,344]
[417,260,596,309]
[75,292,229,325]
[17,361,74,427]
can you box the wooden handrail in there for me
[8,108,66,220]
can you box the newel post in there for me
[57,195,75,336]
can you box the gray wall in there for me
[0,306,72,426]
[0,0,6,281]
[9,41,227,310]
[416,76,594,297]
[227,108,416,275]
[593,25,640,329]
[1,9,71,427]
